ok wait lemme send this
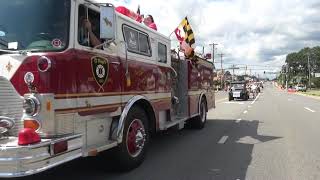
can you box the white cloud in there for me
[108,0,320,75]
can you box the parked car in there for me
[295,84,307,92]
[287,85,297,92]
[229,81,250,101]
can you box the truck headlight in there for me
[23,96,41,116]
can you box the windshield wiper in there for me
[0,48,45,55]
[0,39,8,49]
[18,49,44,54]
[0,49,18,54]
[0,38,18,54]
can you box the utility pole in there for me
[245,65,247,76]
[202,46,205,57]
[217,53,224,89]
[286,64,288,90]
[230,65,240,81]
[308,54,311,90]
[209,43,218,63]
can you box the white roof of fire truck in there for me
[85,0,170,40]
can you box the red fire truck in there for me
[0,0,215,177]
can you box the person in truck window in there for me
[143,15,157,31]
[82,18,102,47]
[78,5,102,48]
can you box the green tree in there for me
[284,46,320,87]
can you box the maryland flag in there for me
[174,17,195,58]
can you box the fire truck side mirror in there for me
[100,4,116,40]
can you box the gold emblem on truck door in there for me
[91,56,109,92]
[6,61,12,72]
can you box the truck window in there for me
[158,42,167,63]
[0,0,70,52]
[78,5,101,47]
[123,25,151,56]
[123,26,139,52]
[139,33,150,54]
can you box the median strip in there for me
[296,92,320,101]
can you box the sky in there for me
[106,0,320,77]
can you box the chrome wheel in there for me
[126,119,146,158]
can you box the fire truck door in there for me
[75,50,122,115]
[75,4,122,115]
[120,25,156,102]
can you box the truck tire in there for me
[189,99,207,129]
[112,106,149,171]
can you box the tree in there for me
[224,71,231,76]
[284,46,320,87]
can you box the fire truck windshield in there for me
[0,0,70,52]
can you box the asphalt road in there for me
[13,82,320,180]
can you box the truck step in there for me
[164,116,189,129]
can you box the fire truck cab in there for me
[0,0,215,177]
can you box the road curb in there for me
[295,92,320,100]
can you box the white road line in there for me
[236,118,242,123]
[304,107,316,113]
[243,110,248,114]
[218,136,229,144]
[216,98,228,103]
[223,102,245,105]
[251,93,261,105]
[248,105,252,108]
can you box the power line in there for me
[223,66,280,71]
[238,67,279,70]
[214,62,282,68]
[248,68,281,71]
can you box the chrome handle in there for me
[110,62,120,65]
[0,116,15,131]
[169,67,177,78]
[120,41,129,75]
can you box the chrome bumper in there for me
[0,134,83,178]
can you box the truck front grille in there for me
[0,76,23,136]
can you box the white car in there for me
[295,85,307,92]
